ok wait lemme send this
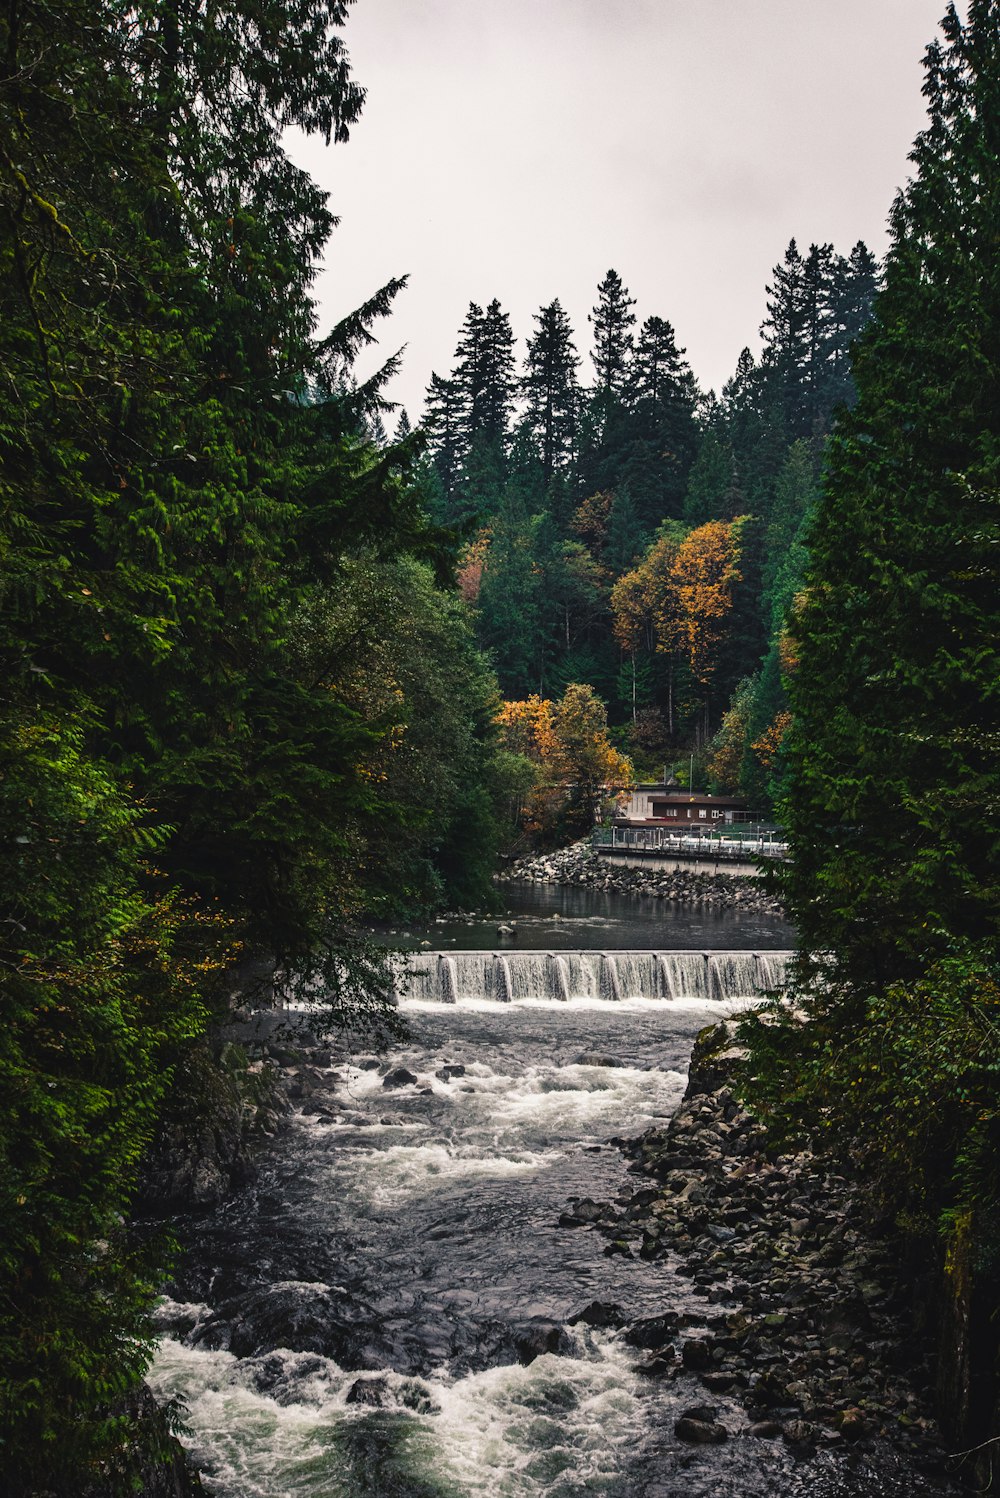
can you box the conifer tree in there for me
[625,314,699,526]
[423,372,467,523]
[453,298,517,453]
[589,268,637,396]
[781,0,1000,988]
[522,298,581,482]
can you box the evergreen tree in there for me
[825,241,882,413]
[589,268,637,397]
[683,420,741,527]
[624,315,700,527]
[522,298,581,483]
[0,2,464,1485]
[780,0,1000,989]
[423,372,467,524]
[450,298,516,516]
[453,297,517,453]
[476,493,543,695]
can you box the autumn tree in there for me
[611,524,686,733]
[661,520,744,739]
[550,683,634,832]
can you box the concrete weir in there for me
[399,949,792,1004]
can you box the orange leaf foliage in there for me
[611,530,682,654]
[662,520,743,686]
[496,694,558,764]
[752,710,793,769]
[570,490,614,550]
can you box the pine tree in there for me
[589,268,637,397]
[624,315,699,527]
[781,0,1000,989]
[423,372,467,523]
[522,298,580,483]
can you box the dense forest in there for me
[412,243,879,809]
[5,0,1000,1492]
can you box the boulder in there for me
[382,1067,419,1090]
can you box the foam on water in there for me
[149,1328,646,1498]
[153,962,793,1497]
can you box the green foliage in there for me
[740,947,1000,1262]
[778,0,1000,988]
[0,1,508,1488]
[0,719,218,1488]
[739,0,1000,1356]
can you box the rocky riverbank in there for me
[499,840,786,917]
[558,1021,960,1492]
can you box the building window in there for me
[698,809,707,819]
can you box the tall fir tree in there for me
[423,371,468,524]
[522,298,581,483]
[625,314,699,527]
[780,0,1000,990]
[589,268,637,397]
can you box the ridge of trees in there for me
[420,246,880,807]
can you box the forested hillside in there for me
[415,247,880,807]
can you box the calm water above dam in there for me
[378,879,795,954]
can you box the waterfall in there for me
[439,955,459,1005]
[400,950,791,1005]
[496,956,513,1003]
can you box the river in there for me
[147,885,946,1497]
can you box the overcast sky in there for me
[292,0,951,422]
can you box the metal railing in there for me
[593,825,790,861]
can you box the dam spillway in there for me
[400,948,791,1004]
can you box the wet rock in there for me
[681,1337,714,1370]
[573,1053,626,1068]
[382,1066,419,1089]
[198,1283,391,1370]
[568,1300,626,1329]
[346,1375,391,1407]
[746,1419,783,1438]
[837,1406,870,1441]
[436,1064,466,1080]
[625,1312,683,1349]
[513,1319,575,1364]
[675,1415,728,1444]
[566,1197,607,1223]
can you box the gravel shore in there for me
[558,1021,959,1491]
[499,840,786,918]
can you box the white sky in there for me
[291,0,950,421]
